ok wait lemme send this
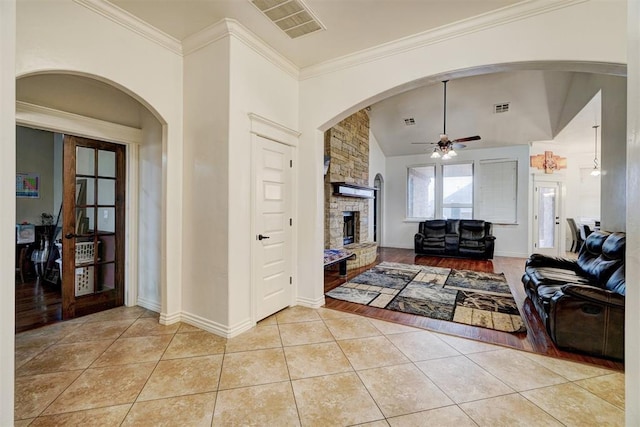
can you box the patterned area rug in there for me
[326,261,526,333]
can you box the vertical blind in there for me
[476,159,517,223]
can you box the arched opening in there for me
[373,174,384,244]
[14,72,166,329]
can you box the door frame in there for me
[532,176,565,256]
[16,102,142,308]
[249,113,299,325]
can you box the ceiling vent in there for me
[494,103,510,113]
[404,118,416,126]
[250,0,325,39]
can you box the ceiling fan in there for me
[412,80,481,159]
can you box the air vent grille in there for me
[250,0,325,39]
[404,118,416,126]
[494,103,510,113]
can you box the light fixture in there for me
[430,149,441,159]
[590,125,601,176]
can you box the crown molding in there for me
[74,0,182,55]
[16,101,143,144]
[249,113,301,146]
[300,0,588,80]
[183,18,299,79]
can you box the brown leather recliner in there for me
[521,230,625,360]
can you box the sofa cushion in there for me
[577,232,624,285]
[524,266,592,289]
[459,220,486,241]
[605,265,625,295]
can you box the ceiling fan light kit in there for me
[411,80,481,160]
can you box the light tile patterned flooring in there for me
[15,305,624,426]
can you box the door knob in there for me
[258,234,270,241]
[64,233,76,239]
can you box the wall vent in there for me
[404,118,416,126]
[250,0,325,39]
[494,103,510,113]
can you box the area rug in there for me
[326,261,526,333]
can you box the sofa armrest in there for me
[526,253,578,270]
[560,284,625,308]
[414,233,425,251]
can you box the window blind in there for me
[477,159,517,223]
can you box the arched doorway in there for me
[15,73,165,329]
[373,174,384,244]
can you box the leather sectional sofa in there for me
[414,219,495,259]
[521,230,625,360]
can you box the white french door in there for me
[253,135,294,321]
[533,180,561,256]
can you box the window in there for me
[476,160,517,223]
[407,166,435,218]
[442,163,473,219]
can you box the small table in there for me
[324,249,356,276]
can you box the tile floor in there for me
[15,305,624,426]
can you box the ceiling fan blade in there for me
[453,135,481,143]
[411,142,437,145]
[451,143,466,149]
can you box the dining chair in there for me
[566,218,583,253]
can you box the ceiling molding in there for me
[16,101,143,145]
[300,0,588,80]
[183,18,299,79]
[74,0,182,55]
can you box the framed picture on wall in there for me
[16,173,40,198]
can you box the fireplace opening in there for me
[343,211,356,245]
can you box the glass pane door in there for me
[534,181,561,256]
[62,135,125,319]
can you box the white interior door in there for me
[254,136,293,321]
[533,181,561,256]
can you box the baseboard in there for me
[494,251,529,258]
[180,311,254,339]
[137,296,161,313]
[159,311,181,325]
[297,295,325,309]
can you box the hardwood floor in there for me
[15,277,62,333]
[324,247,624,371]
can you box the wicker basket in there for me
[55,241,100,296]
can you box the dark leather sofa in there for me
[521,230,625,360]
[414,219,495,259]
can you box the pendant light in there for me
[590,125,601,177]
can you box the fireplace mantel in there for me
[332,182,375,199]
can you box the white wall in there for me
[368,130,386,244]
[627,1,640,422]
[181,22,299,335]
[182,35,231,331]
[15,126,55,224]
[137,108,163,311]
[0,1,16,423]
[383,145,530,257]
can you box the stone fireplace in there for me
[324,109,378,270]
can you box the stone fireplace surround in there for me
[324,109,377,270]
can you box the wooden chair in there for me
[15,246,27,283]
[566,218,583,253]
